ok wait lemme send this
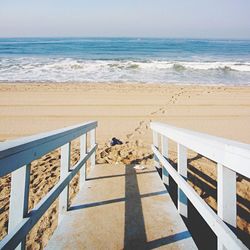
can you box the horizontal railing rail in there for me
[0,121,97,177]
[0,121,97,250]
[151,122,250,177]
[150,122,249,250]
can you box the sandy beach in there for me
[1,83,250,143]
[0,83,250,248]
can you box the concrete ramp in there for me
[46,164,197,249]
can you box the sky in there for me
[0,0,250,39]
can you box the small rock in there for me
[119,150,127,158]
[100,151,108,158]
[97,158,107,164]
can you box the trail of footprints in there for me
[126,89,186,139]
[150,89,185,116]
[126,87,217,140]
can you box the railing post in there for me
[79,133,87,188]
[177,143,188,218]
[217,163,236,250]
[153,131,160,169]
[90,129,96,167]
[161,135,169,186]
[59,142,70,222]
[8,164,30,250]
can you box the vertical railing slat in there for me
[90,129,96,167]
[79,134,87,189]
[59,142,71,222]
[0,122,98,249]
[8,164,30,250]
[217,163,237,250]
[161,135,169,186]
[177,143,188,218]
[153,131,160,170]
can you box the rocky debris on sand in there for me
[96,140,153,166]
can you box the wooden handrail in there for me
[150,122,249,250]
[0,121,97,250]
[0,121,97,176]
[150,122,250,177]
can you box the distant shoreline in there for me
[1,81,250,87]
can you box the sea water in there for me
[0,37,250,84]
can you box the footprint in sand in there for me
[126,133,134,139]
[44,156,52,161]
[135,127,140,132]
[149,93,182,116]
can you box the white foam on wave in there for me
[179,61,250,72]
[138,60,250,72]
[0,57,250,84]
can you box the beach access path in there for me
[46,164,196,249]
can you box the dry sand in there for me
[0,83,249,249]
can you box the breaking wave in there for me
[0,57,250,84]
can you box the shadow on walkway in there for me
[69,164,191,249]
[124,164,191,249]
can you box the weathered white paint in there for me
[177,143,188,218]
[150,122,250,177]
[59,142,71,222]
[90,129,96,167]
[152,145,247,250]
[79,134,87,189]
[161,135,169,185]
[151,122,249,250]
[8,164,30,250]
[217,163,237,250]
[0,121,97,177]
[0,144,97,250]
[0,121,97,250]
[153,130,160,169]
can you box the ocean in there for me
[0,37,250,85]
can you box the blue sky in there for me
[0,0,250,39]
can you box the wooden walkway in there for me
[46,164,197,249]
[1,121,248,249]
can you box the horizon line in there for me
[0,36,250,41]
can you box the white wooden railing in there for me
[151,122,249,250]
[0,121,97,250]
